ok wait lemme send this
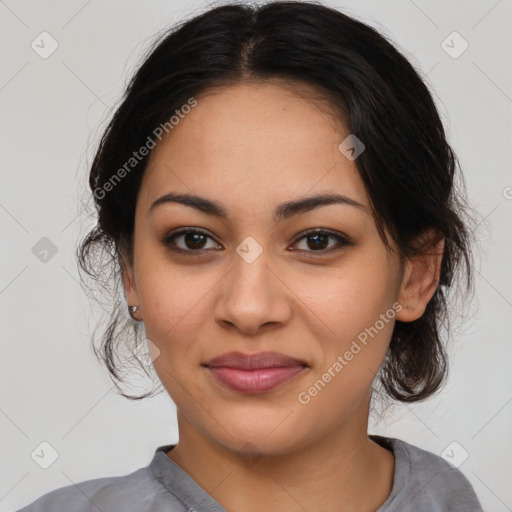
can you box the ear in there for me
[120,254,140,310]
[395,230,444,322]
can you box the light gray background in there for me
[1,0,511,511]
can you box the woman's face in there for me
[124,81,415,455]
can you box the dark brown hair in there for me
[78,0,475,402]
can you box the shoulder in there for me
[372,435,484,512]
[17,463,185,512]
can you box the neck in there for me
[167,404,394,511]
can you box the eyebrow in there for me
[149,192,367,221]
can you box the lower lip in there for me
[207,366,306,394]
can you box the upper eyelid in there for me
[291,228,348,243]
[161,227,220,245]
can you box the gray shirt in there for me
[18,435,484,511]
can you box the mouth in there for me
[203,351,309,394]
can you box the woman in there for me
[19,1,483,510]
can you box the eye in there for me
[161,228,222,254]
[161,227,352,256]
[291,228,351,253]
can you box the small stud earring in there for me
[128,305,142,321]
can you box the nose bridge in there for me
[214,238,290,332]
[231,245,270,296]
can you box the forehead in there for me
[140,81,368,212]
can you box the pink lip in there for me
[204,351,308,394]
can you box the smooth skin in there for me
[122,80,444,512]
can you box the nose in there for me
[213,245,292,335]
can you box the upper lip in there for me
[204,351,308,370]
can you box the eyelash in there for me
[161,227,352,256]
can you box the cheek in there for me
[295,250,397,341]
[134,251,218,353]
[136,262,215,405]
[293,248,398,395]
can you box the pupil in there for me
[186,233,206,249]
[308,234,327,250]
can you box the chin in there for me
[207,410,314,458]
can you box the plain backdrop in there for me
[1,1,511,511]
